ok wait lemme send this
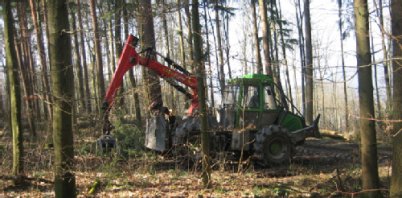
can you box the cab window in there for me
[264,86,277,109]
[244,85,259,109]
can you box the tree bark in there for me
[338,0,349,131]
[29,0,53,120]
[295,0,306,114]
[304,0,314,125]
[135,0,163,114]
[184,0,194,69]
[373,0,392,112]
[258,0,272,75]
[214,0,226,98]
[123,1,142,126]
[192,0,211,188]
[391,131,402,197]
[223,4,232,80]
[3,0,24,178]
[370,30,382,119]
[17,1,38,138]
[251,0,263,74]
[48,0,76,196]
[277,0,294,110]
[177,0,186,68]
[70,3,86,113]
[90,0,106,112]
[354,0,381,197]
[77,0,92,113]
[391,0,402,135]
[203,1,215,108]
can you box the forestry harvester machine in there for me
[99,34,321,166]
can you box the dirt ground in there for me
[0,136,393,197]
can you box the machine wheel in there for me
[253,125,294,166]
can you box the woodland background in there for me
[0,0,401,197]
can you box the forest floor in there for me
[0,128,393,197]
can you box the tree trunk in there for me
[391,131,402,197]
[17,1,37,138]
[90,0,106,112]
[123,1,142,126]
[354,0,381,197]
[158,0,175,108]
[223,5,233,80]
[214,0,226,98]
[373,0,392,112]
[70,3,86,113]
[338,0,349,131]
[304,0,314,125]
[251,0,263,74]
[135,0,163,113]
[4,0,24,178]
[391,0,402,135]
[48,0,76,196]
[203,1,215,108]
[29,0,53,120]
[184,0,194,70]
[295,0,306,114]
[370,30,382,119]
[77,0,92,113]
[192,0,211,188]
[0,82,3,119]
[258,0,272,75]
[277,0,293,110]
[177,0,186,68]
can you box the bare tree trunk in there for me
[90,0,105,112]
[0,81,3,119]
[184,0,194,70]
[214,0,226,97]
[192,0,211,187]
[251,0,263,74]
[70,3,86,113]
[177,0,186,67]
[157,0,175,108]
[223,4,232,80]
[354,0,381,196]
[4,0,24,179]
[135,0,163,115]
[258,0,272,75]
[77,0,92,112]
[207,1,223,99]
[122,2,142,126]
[295,0,306,114]
[29,0,52,120]
[390,0,402,135]
[373,0,392,112]
[304,0,314,125]
[277,0,293,108]
[48,0,77,192]
[391,131,402,198]
[338,0,349,131]
[17,1,37,138]
[203,1,215,108]
[370,29,382,119]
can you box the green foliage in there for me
[112,118,144,158]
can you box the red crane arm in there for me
[104,34,198,115]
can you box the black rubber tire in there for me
[253,125,294,166]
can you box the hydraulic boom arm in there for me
[103,34,199,116]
